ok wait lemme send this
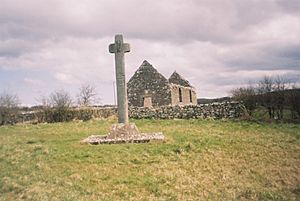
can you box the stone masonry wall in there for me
[6,102,246,125]
[15,107,117,124]
[170,84,197,106]
[127,61,172,107]
[129,102,246,119]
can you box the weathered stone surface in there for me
[12,102,246,124]
[86,35,165,145]
[168,71,192,87]
[81,132,165,144]
[109,34,130,124]
[14,107,117,124]
[129,102,246,119]
[127,61,197,107]
[81,123,165,144]
[107,123,140,139]
[169,83,197,106]
[128,60,172,107]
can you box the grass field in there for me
[0,118,300,200]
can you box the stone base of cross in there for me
[82,122,164,145]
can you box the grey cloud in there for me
[2,0,298,44]
[223,43,300,71]
[0,0,300,104]
[0,39,39,58]
[275,45,300,60]
[276,0,300,13]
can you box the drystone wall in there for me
[14,107,117,124]
[129,102,246,119]
[2,102,246,125]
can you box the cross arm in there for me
[109,43,130,53]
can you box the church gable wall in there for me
[170,84,197,106]
[128,78,172,107]
[127,63,172,107]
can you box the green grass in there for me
[252,107,300,123]
[0,118,300,200]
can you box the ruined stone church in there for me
[127,60,197,107]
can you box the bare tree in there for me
[35,95,51,109]
[231,75,299,121]
[273,76,290,119]
[258,76,274,94]
[47,89,73,122]
[289,83,300,119]
[49,89,72,109]
[0,92,20,125]
[257,76,275,118]
[231,86,257,116]
[77,84,97,107]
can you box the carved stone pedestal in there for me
[81,123,165,145]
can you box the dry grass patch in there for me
[0,119,299,200]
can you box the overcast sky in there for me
[1,0,300,105]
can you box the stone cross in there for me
[109,35,130,124]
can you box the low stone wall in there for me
[129,102,246,119]
[3,102,246,125]
[15,107,117,124]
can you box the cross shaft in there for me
[109,35,130,124]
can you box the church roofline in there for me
[141,60,151,66]
[168,71,192,87]
[169,82,196,90]
[129,60,194,88]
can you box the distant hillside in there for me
[197,97,232,104]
